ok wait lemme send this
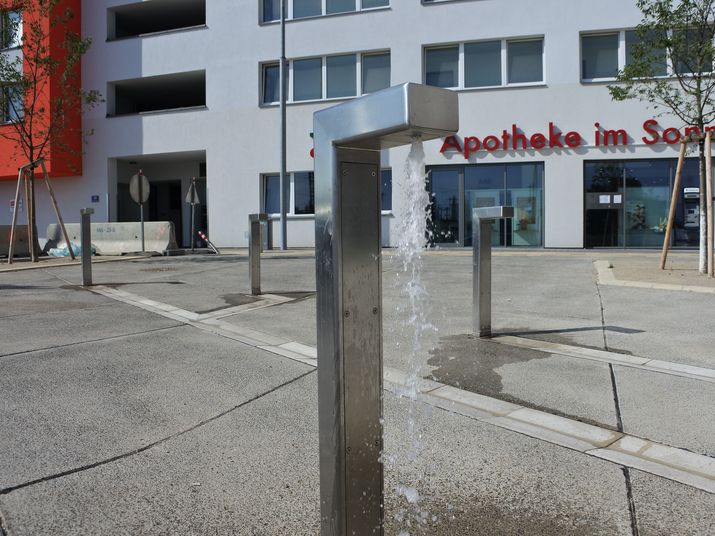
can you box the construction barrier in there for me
[0,225,30,257]
[45,221,178,256]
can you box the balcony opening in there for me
[109,71,206,116]
[108,0,206,40]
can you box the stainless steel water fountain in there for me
[313,83,458,535]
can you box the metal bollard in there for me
[314,83,458,535]
[249,213,268,295]
[473,206,514,338]
[80,208,94,287]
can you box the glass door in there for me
[464,165,502,247]
[623,161,670,247]
[584,162,625,247]
[507,163,544,247]
[428,168,460,245]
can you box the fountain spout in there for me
[313,83,458,536]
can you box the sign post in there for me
[129,171,150,253]
[185,177,200,251]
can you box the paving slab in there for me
[0,270,110,318]
[222,296,318,347]
[0,325,312,490]
[425,335,618,429]
[1,374,633,536]
[0,299,181,357]
[599,284,715,368]
[49,255,317,316]
[614,366,715,457]
[630,469,715,535]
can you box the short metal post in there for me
[80,208,94,287]
[473,206,514,338]
[249,213,267,295]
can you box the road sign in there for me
[185,180,200,205]
[129,173,150,204]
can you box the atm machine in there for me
[683,187,700,228]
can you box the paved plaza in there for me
[1,249,714,535]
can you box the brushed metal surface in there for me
[473,217,492,338]
[473,206,514,338]
[340,160,383,535]
[80,208,94,287]
[249,214,266,295]
[475,206,515,220]
[314,83,458,535]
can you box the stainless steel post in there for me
[249,213,267,295]
[472,206,514,338]
[80,208,94,287]
[314,83,458,535]
[140,203,145,253]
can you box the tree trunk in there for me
[29,165,41,261]
[699,142,707,274]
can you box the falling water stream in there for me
[391,137,438,535]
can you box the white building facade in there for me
[0,0,704,250]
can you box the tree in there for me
[609,0,715,273]
[0,0,100,258]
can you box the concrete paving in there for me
[1,249,714,535]
[615,367,715,457]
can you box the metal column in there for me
[249,213,267,295]
[80,208,94,287]
[313,83,458,535]
[473,206,514,338]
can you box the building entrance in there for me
[584,159,701,248]
[114,152,207,248]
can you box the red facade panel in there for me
[0,0,83,180]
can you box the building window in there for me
[262,0,388,23]
[261,51,390,104]
[581,33,620,80]
[425,37,544,89]
[262,64,280,104]
[293,58,322,101]
[326,54,356,98]
[465,41,501,88]
[425,46,459,88]
[507,39,544,84]
[263,0,281,22]
[327,0,355,15]
[1,10,21,49]
[263,169,391,215]
[1,85,22,123]
[625,30,668,77]
[581,30,672,81]
[381,169,392,211]
[294,171,315,214]
[263,174,281,214]
[362,52,390,93]
[672,28,714,76]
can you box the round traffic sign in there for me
[129,173,150,204]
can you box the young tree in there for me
[609,0,715,273]
[0,0,100,259]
